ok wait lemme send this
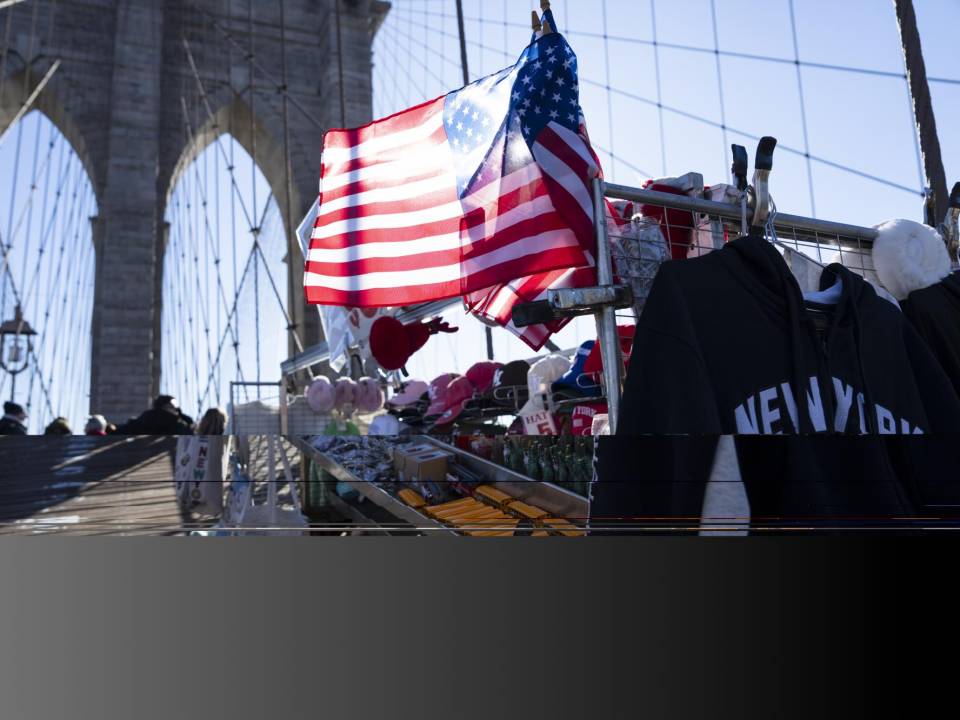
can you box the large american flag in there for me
[304,21,600,326]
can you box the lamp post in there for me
[0,305,37,403]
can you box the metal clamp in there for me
[939,181,960,266]
[731,144,748,192]
[748,136,777,229]
[510,285,634,328]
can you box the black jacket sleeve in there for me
[902,320,960,433]
[592,264,721,532]
[618,263,722,435]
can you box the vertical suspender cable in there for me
[893,0,948,225]
[787,0,817,217]
[278,0,303,357]
[0,3,13,105]
[708,0,730,180]
[647,0,665,177]
[335,0,346,126]
[455,0,494,361]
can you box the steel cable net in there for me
[0,110,97,434]
[161,137,290,425]
[367,0,958,377]
[374,0,958,219]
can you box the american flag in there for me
[304,21,600,319]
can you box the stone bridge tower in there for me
[0,0,387,421]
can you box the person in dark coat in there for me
[115,395,195,435]
[0,401,28,435]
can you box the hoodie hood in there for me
[618,232,959,436]
[720,236,881,433]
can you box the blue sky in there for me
[1,0,958,426]
[375,0,960,381]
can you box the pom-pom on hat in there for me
[871,218,951,300]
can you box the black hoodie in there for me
[594,235,960,529]
[618,235,960,436]
[900,272,960,398]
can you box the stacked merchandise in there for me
[452,435,596,498]
[595,218,960,532]
[377,335,632,439]
[305,436,584,536]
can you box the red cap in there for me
[432,376,476,426]
[465,361,503,394]
[425,373,461,417]
[640,182,696,260]
[583,325,635,377]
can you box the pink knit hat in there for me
[306,377,335,414]
[355,377,384,413]
[334,377,357,411]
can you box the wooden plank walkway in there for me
[0,435,188,535]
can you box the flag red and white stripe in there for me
[464,117,605,350]
[304,98,591,308]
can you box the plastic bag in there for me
[234,437,308,536]
[174,436,229,516]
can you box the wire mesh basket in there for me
[604,183,886,327]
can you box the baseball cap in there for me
[492,360,530,405]
[465,361,503,395]
[552,340,600,396]
[582,325,636,382]
[425,373,461,417]
[431,375,476,427]
[386,379,428,408]
[527,354,571,399]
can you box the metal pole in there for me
[334,0,346,127]
[454,0,495,361]
[591,178,622,433]
[454,0,470,86]
[278,0,303,359]
[893,0,948,226]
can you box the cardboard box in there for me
[393,443,434,477]
[404,449,452,485]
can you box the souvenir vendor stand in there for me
[273,137,960,534]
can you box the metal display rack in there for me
[280,139,960,434]
[291,436,588,535]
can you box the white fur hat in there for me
[871,219,950,300]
